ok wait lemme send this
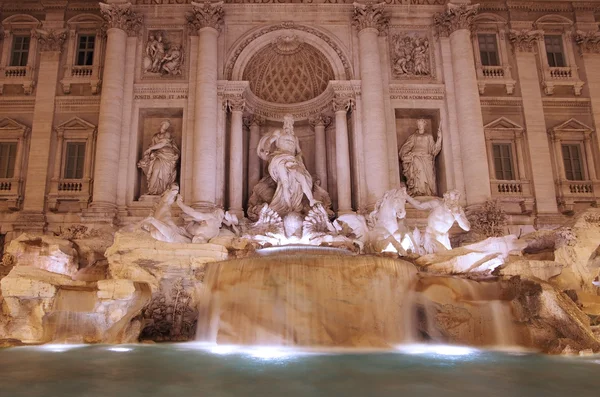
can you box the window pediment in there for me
[0,118,29,138]
[55,117,97,139]
[549,118,593,138]
[484,117,523,131]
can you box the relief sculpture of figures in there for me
[138,119,180,195]
[257,114,319,217]
[143,31,184,76]
[399,118,442,196]
[392,34,431,78]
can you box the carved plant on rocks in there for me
[140,279,198,342]
[468,199,507,238]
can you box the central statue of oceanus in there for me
[256,114,320,217]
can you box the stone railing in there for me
[58,181,83,192]
[481,65,505,78]
[71,66,93,78]
[491,180,532,196]
[567,181,594,195]
[4,66,29,78]
[549,67,573,79]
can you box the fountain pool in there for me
[1,344,599,397]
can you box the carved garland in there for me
[99,2,143,36]
[35,29,67,52]
[574,30,600,54]
[508,29,543,53]
[224,22,353,81]
[433,3,479,37]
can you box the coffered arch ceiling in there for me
[243,35,335,105]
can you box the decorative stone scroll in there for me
[508,29,543,53]
[391,33,431,78]
[34,29,67,52]
[186,1,224,32]
[575,30,600,54]
[99,2,143,36]
[352,2,389,35]
[433,3,479,37]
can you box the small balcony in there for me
[556,179,600,213]
[47,178,92,211]
[490,179,534,214]
[0,178,23,210]
[541,66,584,96]
[476,65,515,95]
[0,66,35,95]
[61,64,101,94]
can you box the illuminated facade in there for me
[1,0,600,239]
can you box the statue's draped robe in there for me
[399,133,441,196]
[267,149,313,217]
[138,133,180,195]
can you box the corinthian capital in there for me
[309,114,332,128]
[99,2,142,36]
[332,96,354,113]
[35,29,67,52]
[433,3,479,37]
[508,29,543,52]
[574,30,600,54]
[227,97,245,112]
[352,2,388,35]
[187,1,225,33]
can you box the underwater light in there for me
[396,344,477,356]
[40,344,86,353]
[107,347,132,352]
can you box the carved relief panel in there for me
[389,31,434,80]
[142,29,185,79]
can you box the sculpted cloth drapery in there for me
[257,114,318,217]
[399,119,442,197]
[138,119,180,195]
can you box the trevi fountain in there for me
[1,0,600,396]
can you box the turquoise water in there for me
[1,344,600,397]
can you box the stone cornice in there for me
[574,30,600,54]
[34,29,67,52]
[99,2,143,36]
[433,3,479,37]
[352,2,389,35]
[186,1,225,32]
[506,1,572,12]
[508,29,543,52]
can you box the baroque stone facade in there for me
[1,0,600,239]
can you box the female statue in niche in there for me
[138,119,180,195]
[257,114,319,217]
[399,118,442,197]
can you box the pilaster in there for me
[509,29,559,214]
[16,29,66,232]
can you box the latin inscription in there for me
[134,94,189,100]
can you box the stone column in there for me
[332,97,353,214]
[87,3,141,220]
[509,29,559,213]
[352,3,390,205]
[17,30,66,231]
[309,114,331,190]
[245,116,264,196]
[227,97,245,218]
[434,3,491,206]
[187,1,224,207]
